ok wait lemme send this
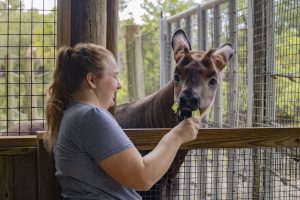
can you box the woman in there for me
[45,43,199,199]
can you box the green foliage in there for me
[275,29,300,124]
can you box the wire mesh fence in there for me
[158,0,300,199]
[0,0,56,134]
[143,148,299,200]
[160,0,300,129]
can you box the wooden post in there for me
[58,0,107,47]
[134,32,145,99]
[71,0,107,46]
[106,0,119,115]
[125,25,145,101]
[57,0,71,48]
[0,156,14,199]
[125,25,138,101]
[37,134,61,200]
[106,0,118,58]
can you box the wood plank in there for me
[13,155,38,200]
[0,147,36,156]
[37,136,61,200]
[0,156,14,200]
[0,128,299,150]
[0,136,36,148]
[124,127,300,149]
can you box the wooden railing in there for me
[0,127,299,199]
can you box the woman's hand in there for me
[171,117,200,144]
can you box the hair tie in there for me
[80,48,89,60]
[66,48,73,58]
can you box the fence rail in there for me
[0,127,299,152]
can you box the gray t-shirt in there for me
[54,102,142,200]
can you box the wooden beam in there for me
[125,127,300,149]
[1,128,299,150]
[0,136,36,148]
[0,147,36,156]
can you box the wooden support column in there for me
[37,134,61,200]
[71,0,107,46]
[125,25,145,101]
[57,0,71,48]
[106,0,119,58]
[57,0,107,47]
[107,0,119,115]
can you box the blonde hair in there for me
[45,43,113,151]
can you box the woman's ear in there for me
[86,72,96,89]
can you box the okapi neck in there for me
[151,81,178,127]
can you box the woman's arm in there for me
[99,118,199,191]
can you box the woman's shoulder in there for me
[73,102,115,123]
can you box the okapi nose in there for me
[179,95,199,109]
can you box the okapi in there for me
[1,29,234,199]
[115,29,234,199]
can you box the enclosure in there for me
[0,0,300,199]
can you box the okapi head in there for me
[171,29,234,121]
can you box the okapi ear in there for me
[212,43,234,72]
[172,29,192,63]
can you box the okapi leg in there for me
[137,150,189,200]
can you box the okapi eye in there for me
[209,78,218,87]
[173,74,181,83]
[181,57,190,65]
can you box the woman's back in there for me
[55,101,141,200]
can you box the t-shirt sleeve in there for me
[80,107,134,163]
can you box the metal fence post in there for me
[264,0,276,198]
[198,5,206,51]
[247,1,255,199]
[247,0,254,128]
[196,5,208,200]
[227,1,239,199]
[212,5,224,200]
[229,0,238,128]
[160,18,168,88]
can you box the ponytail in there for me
[45,46,73,151]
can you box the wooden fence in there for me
[0,127,299,199]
